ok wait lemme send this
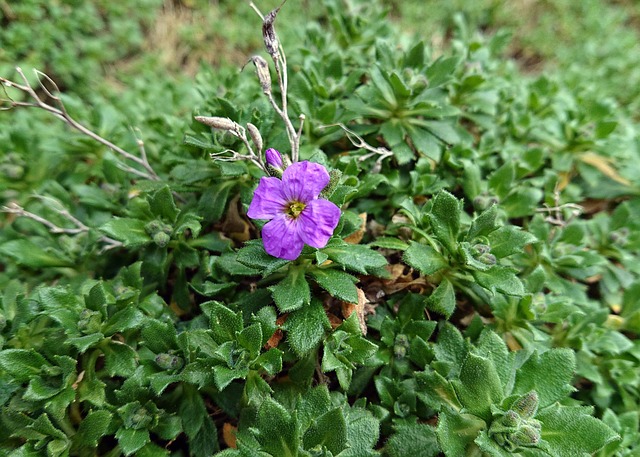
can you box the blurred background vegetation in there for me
[2,0,639,99]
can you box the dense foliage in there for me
[1,0,640,456]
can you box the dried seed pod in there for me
[246,123,263,152]
[262,5,282,59]
[194,116,237,131]
[250,56,272,95]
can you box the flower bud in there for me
[195,116,238,131]
[320,169,342,199]
[153,232,171,248]
[247,123,263,152]
[478,253,497,265]
[78,309,102,335]
[265,148,283,169]
[155,353,184,371]
[511,391,539,419]
[510,422,542,447]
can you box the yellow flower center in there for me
[285,201,306,219]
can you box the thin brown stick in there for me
[1,68,160,181]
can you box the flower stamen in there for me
[285,201,306,219]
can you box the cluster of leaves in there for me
[2,0,640,455]
[0,0,163,92]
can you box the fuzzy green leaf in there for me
[309,268,359,303]
[255,397,299,457]
[103,341,137,377]
[323,243,387,274]
[467,205,500,240]
[437,410,486,457]
[0,349,49,382]
[116,428,150,456]
[237,323,263,357]
[404,241,448,276]
[303,408,348,455]
[426,278,456,317]
[270,267,310,312]
[99,218,152,248]
[472,266,524,296]
[453,353,504,422]
[488,225,537,258]
[236,241,290,277]
[385,423,440,457]
[429,191,462,254]
[148,186,179,222]
[0,240,74,268]
[75,410,112,447]
[284,300,330,357]
[512,349,576,408]
[207,301,243,344]
[537,404,619,456]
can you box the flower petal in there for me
[298,198,341,249]
[247,176,287,220]
[262,215,304,260]
[282,161,330,203]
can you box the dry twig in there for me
[0,68,160,181]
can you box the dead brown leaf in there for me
[344,213,367,244]
[223,423,237,449]
[341,288,368,335]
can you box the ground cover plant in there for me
[1,0,640,455]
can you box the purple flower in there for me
[265,148,283,169]
[247,161,341,260]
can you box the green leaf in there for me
[141,319,178,353]
[437,410,485,456]
[0,240,74,268]
[148,186,179,222]
[467,205,500,240]
[416,368,462,411]
[426,56,459,87]
[403,241,448,276]
[198,181,236,224]
[368,237,409,250]
[303,408,348,455]
[75,410,112,447]
[309,268,359,303]
[453,353,504,422]
[254,348,282,376]
[116,427,150,456]
[487,226,537,258]
[103,307,144,335]
[0,349,49,382]
[237,241,290,277]
[99,218,152,248]
[426,278,456,317]
[343,407,380,454]
[488,162,515,199]
[207,301,243,344]
[254,397,299,457]
[213,365,247,390]
[472,266,524,296]
[323,243,387,274]
[270,267,310,312]
[237,323,263,357]
[284,300,330,357]
[66,333,104,353]
[537,404,619,457]
[385,423,440,457]
[513,349,576,408]
[429,191,462,254]
[103,341,137,377]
